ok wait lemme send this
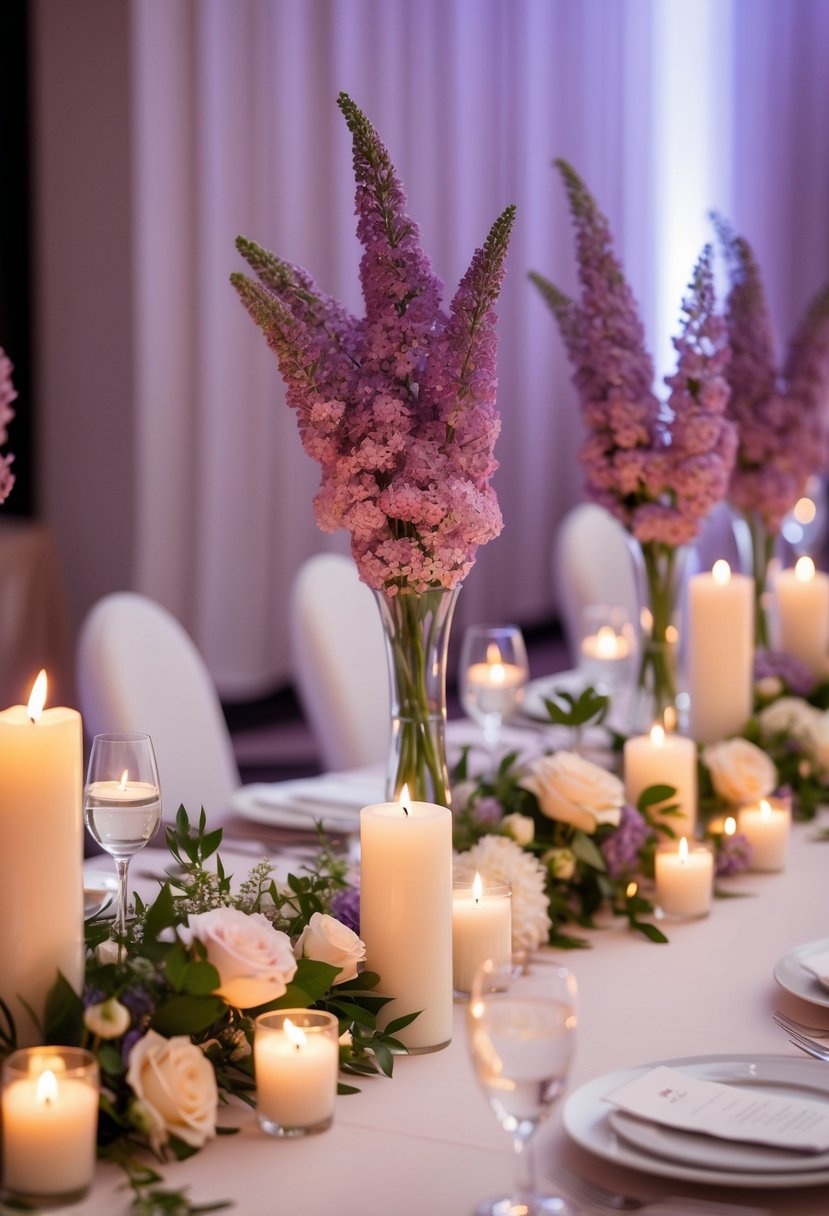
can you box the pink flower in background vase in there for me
[0,346,17,505]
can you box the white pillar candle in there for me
[687,561,754,746]
[254,1011,339,1135]
[452,876,512,997]
[655,837,714,918]
[737,797,791,872]
[0,671,84,1045]
[775,557,829,675]
[1,1047,99,1204]
[360,797,453,1052]
[623,724,697,839]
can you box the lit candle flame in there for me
[399,785,410,816]
[650,723,665,748]
[485,642,502,665]
[596,626,618,658]
[118,770,129,791]
[724,816,737,836]
[760,799,772,821]
[27,669,48,723]
[712,559,731,586]
[678,836,689,865]
[794,497,817,525]
[36,1069,58,1106]
[472,872,483,903]
[283,1017,306,1050]
[796,556,816,583]
[626,881,638,899]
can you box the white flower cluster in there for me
[702,737,778,804]
[758,697,829,779]
[454,835,551,953]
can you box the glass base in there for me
[475,1194,574,1216]
[257,1112,333,1137]
[2,1185,92,1209]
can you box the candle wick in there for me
[402,805,409,816]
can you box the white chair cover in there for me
[76,592,240,820]
[289,553,389,772]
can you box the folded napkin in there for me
[801,948,829,989]
[606,1065,829,1152]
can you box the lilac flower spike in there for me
[0,347,16,505]
[232,94,515,595]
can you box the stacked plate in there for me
[230,770,385,834]
[774,938,829,1008]
[564,1054,829,1188]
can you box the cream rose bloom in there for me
[178,907,297,1009]
[520,751,624,834]
[126,1030,217,1153]
[294,912,366,984]
[805,712,829,777]
[501,812,535,846]
[758,696,819,742]
[702,738,778,804]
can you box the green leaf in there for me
[165,943,189,992]
[630,919,669,944]
[150,995,226,1036]
[337,1082,362,1095]
[181,960,221,996]
[570,831,606,872]
[548,930,591,949]
[372,1041,395,1076]
[383,1010,420,1035]
[637,783,677,811]
[43,972,85,1046]
[143,883,177,942]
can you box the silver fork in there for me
[774,1009,829,1038]
[555,1164,772,1214]
[774,1019,829,1062]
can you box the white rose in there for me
[501,812,535,846]
[294,912,365,984]
[758,696,819,742]
[542,847,577,881]
[755,675,784,703]
[83,996,130,1039]
[702,738,778,805]
[806,713,829,777]
[520,751,624,834]
[125,1030,217,1153]
[178,907,297,1009]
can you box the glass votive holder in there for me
[452,879,512,999]
[654,838,714,920]
[254,1010,339,1137]
[578,604,635,693]
[1,1046,99,1209]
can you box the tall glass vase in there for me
[626,537,688,733]
[729,508,774,650]
[373,585,460,808]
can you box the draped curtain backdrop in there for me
[126,0,829,698]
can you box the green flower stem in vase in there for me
[738,510,775,650]
[628,538,687,732]
[373,586,460,807]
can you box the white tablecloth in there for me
[73,799,829,1215]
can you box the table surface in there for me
[73,760,829,1216]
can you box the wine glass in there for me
[460,625,529,755]
[83,733,162,950]
[467,956,578,1216]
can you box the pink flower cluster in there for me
[0,347,16,505]
[715,216,829,534]
[531,162,736,548]
[232,93,515,594]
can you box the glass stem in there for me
[512,1132,537,1211]
[114,856,131,960]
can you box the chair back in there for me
[554,503,638,663]
[289,553,389,771]
[76,592,240,819]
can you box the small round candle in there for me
[254,1011,339,1136]
[623,723,697,840]
[737,797,791,872]
[655,837,714,919]
[452,875,512,997]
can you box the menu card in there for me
[606,1066,829,1152]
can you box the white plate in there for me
[563,1054,829,1188]
[230,773,385,834]
[84,874,118,918]
[774,938,829,1009]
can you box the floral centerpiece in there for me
[0,811,408,1213]
[712,215,829,647]
[231,94,515,804]
[0,345,17,504]
[530,162,736,728]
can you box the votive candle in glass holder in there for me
[578,604,635,694]
[452,876,512,999]
[654,837,714,919]
[1,1046,99,1208]
[737,796,792,872]
[254,1010,339,1136]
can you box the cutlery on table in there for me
[773,1019,829,1062]
[556,1165,771,1215]
[773,1010,829,1038]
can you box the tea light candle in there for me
[1,1047,99,1205]
[775,557,829,675]
[254,1011,339,1135]
[655,837,714,918]
[737,797,791,872]
[464,642,526,719]
[623,724,697,839]
[580,625,631,662]
[360,795,453,1052]
[0,671,84,1045]
[687,561,754,745]
[452,875,512,997]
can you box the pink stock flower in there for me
[231,93,515,595]
[0,347,16,505]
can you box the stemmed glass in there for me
[83,733,162,950]
[460,625,529,755]
[467,956,578,1216]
